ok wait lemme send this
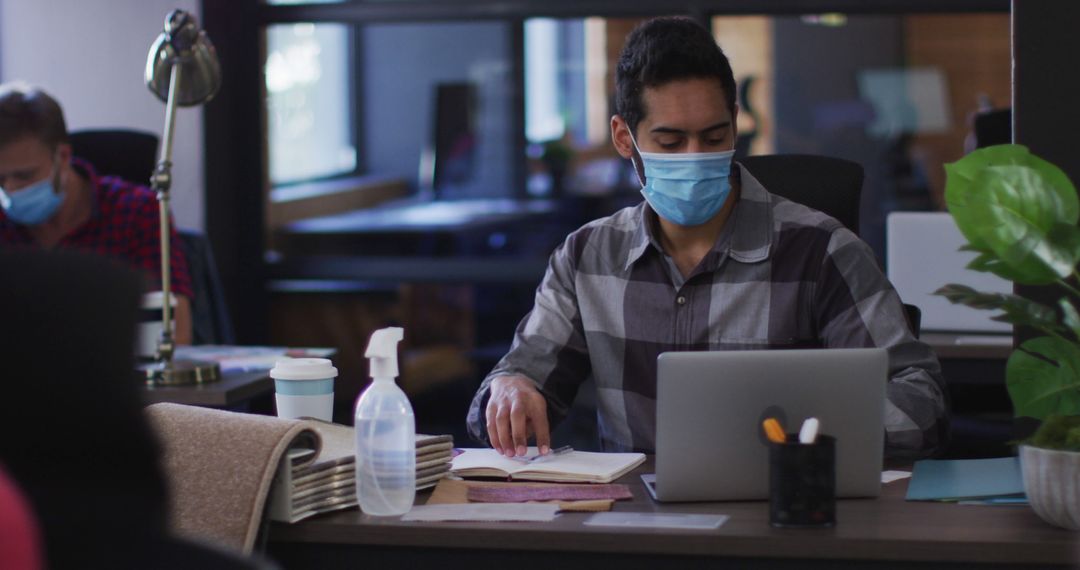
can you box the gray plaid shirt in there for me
[467,165,948,459]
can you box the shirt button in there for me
[676,296,687,306]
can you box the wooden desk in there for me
[140,370,271,407]
[924,332,1013,361]
[267,460,1079,569]
[139,347,338,407]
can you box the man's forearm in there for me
[174,294,193,345]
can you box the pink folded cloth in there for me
[466,483,633,503]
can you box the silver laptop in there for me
[644,348,886,502]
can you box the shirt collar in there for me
[623,162,774,272]
[727,163,773,263]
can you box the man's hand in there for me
[486,375,551,457]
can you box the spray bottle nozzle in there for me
[365,326,404,380]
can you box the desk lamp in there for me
[140,9,222,385]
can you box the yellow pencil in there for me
[762,418,786,444]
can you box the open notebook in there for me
[451,448,645,484]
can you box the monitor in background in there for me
[418,82,476,200]
[857,67,951,137]
[887,212,1012,335]
[647,348,887,502]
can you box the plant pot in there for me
[1019,444,1080,530]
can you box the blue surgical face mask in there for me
[630,133,735,227]
[0,168,65,226]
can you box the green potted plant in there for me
[541,138,573,197]
[935,143,1080,529]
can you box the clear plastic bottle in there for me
[355,327,415,516]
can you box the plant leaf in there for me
[943,144,1080,284]
[966,251,1042,282]
[1061,298,1080,341]
[966,167,1080,283]
[1049,222,1080,264]
[934,284,1061,334]
[1007,337,1080,419]
[945,145,1038,251]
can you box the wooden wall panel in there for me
[905,14,1011,207]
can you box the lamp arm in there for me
[152,63,182,363]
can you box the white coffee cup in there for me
[137,291,177,359]
[269,358,337,422]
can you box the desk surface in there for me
[268,459,1079,569]
[140,347,337,407]
[924,332,1013,360]
[140,370,271,407]
[285,197,558,234]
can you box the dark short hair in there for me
[0,83,69,151]
[615,17,736,137]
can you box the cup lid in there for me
[141,291,177,309]
[269,358,338,380]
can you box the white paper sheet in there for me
[882,470,912,484]
[584,512,729,530]
[400,504,559,522]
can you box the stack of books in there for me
[270,421,453,523]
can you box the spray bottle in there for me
[355,326,415,516]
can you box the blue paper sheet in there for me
[905,456,1024,501]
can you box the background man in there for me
[0,83,192,344]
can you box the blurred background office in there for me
[0,0,1018,448]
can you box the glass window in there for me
[361,21,515,200]
[709,13,1010,259]
[523,17,650,199]
[515,13,1009,256]
[265,22,356,185]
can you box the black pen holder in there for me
[768,434,836,528]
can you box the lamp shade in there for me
[145,10,221,107]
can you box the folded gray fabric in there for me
[145,403,320,554]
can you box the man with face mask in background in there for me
[0,83,193,344]
[467,17,947,460]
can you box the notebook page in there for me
[521,451,646,480]
[451,448,536,475]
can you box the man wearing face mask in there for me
[467,17,947,460]
[0,84,193,344]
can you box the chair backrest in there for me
[738,153,864,234]
[904,303,922,338]
[179,229,236,345]
[68,129,159,184]
[738,154,921,337]
[68,129,234,345]
[974,108,1011,148]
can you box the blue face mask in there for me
[0,171,65,226]
[631,134,735,226]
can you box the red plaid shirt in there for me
[0,158,193,299]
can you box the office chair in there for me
[68,129,159,186]
[974,108,1011,149]
[69,128,235,345]
[739,154,862,234]
[739,154,921,337]
[180,228,237,345]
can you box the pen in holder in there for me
[768,434,836,528]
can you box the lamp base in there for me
[140,358,221,386]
